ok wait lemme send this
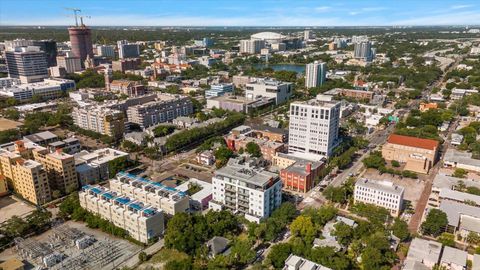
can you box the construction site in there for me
[12,222,141,270]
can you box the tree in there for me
[421,209,448,237]
[245,142,261,157]
[289,215,316,241]
[391,160,400,167]
[228,239,256,266]
[52,190,62,199]
[466,232,480,246]
[391,218,410,242]
[267,243,292,269]
[332,222,354,246]
[138,251,148,262]
[3,108,20,120]
[438,232,455,247]
[214,146,234,168]
[362,151,385,169]
[452,168,468,178]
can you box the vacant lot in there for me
[0,195,35,223]
[0,118,22,131]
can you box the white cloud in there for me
[451,4,473,9]
[314,6,331,12]
[391,10,480,25]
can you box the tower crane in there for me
[65,7,81,26]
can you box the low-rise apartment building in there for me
[79,185,164,243]
[209,156,282,223]
[403,238,442,270]
[225,133,286,161]
[354,179,404,217]
[205,83,234,98]
[126,94,193,129]
[71,106,125,140]
[109,79,146,97]
[275,153,324,193]
[324,88,374,101]
[444,148,480,173]
[109,172,190,215]
[74,148,129,185]
[382,134,440,174]
[112,58,141,72]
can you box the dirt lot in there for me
[0,118,22,131]
[362,169,426,207]
[0,195,36,223]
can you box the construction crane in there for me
[79,15,91,26]
[65,7,81,26]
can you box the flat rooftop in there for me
[439,200,480,227]
[356,179,405,196]
[215,157,279,188]
[445,148,480,168]
[433,174,480,190]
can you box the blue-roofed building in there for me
[79,185,164,244]
[109,172,190,215]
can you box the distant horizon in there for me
[2,25,480,28]
[2,0,480,27]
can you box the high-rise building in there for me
[239,39,265,54]
[31,40,58,67]
[354,41,373,61]
[117,40,140,59]
[5,39,57,67]
[68,25,94,67]
[305,61,327,89]
[96,45,115,58]
[209,156,282,223]
[194,38,214,47]
[56,53,82,73]
[288,95,341,159]
[5,46,48,83]
[304,30,312,40]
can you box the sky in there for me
[1,0,480,26]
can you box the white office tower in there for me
[304,30,312,40]
[288,95,341,160]
[305,61,326,88]
[240,39,266,54]
[209,156,282,223]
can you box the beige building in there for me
[109,172,190,215]
[32,148,77,194]
[382,134,439,174]
[0,175,8,196]
[0,143,52,205]
[71,106,125,140]
[79,185,164,244]
[0,140,78,204]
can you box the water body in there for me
[254,64,305,74]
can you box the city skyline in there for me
[1,0,480,26]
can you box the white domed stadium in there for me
[251,32,287,44]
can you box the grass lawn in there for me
[148,248,190,264]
